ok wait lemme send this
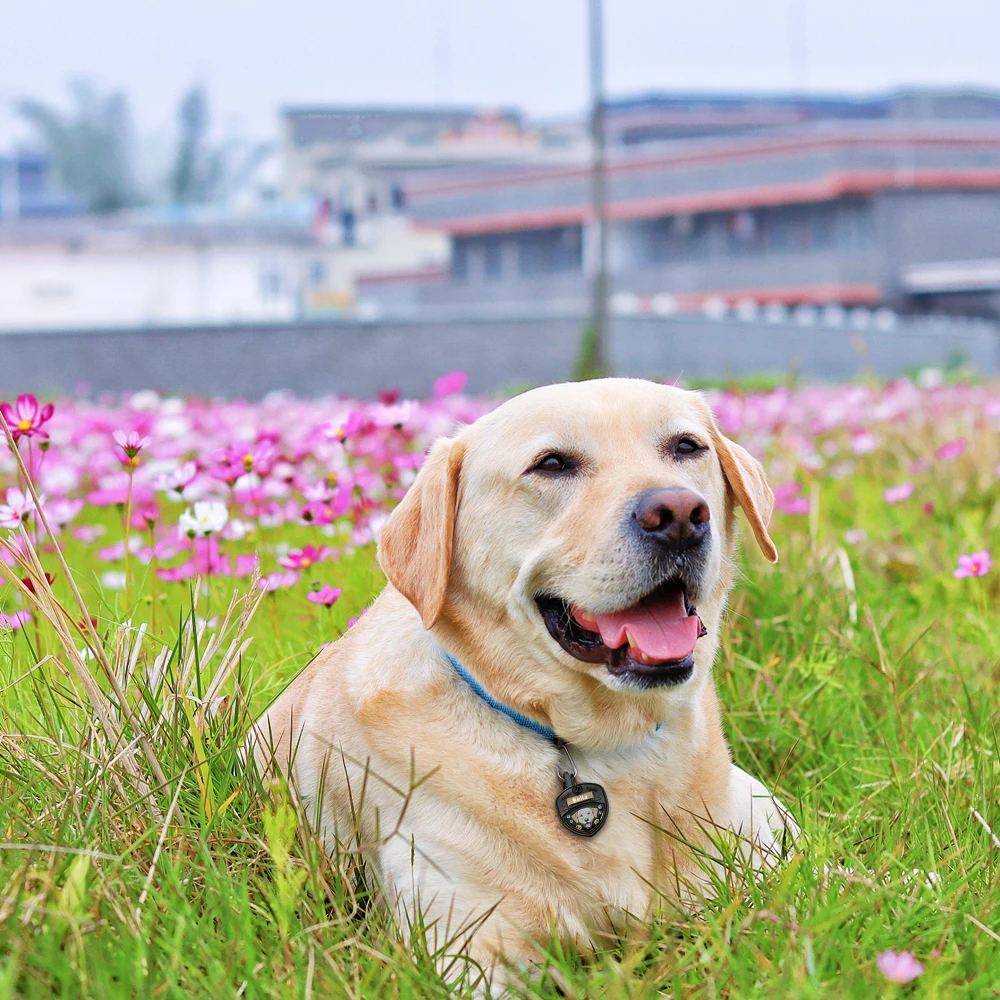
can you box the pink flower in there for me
[0,609,31,630]
[113,429,151,466]
[850,432,877,455]
[257,570,300,592]
[279,544,332,570]
[307,585,343,606]
[329,411,364,441]
[433,371,467,398]
[934,438,967,462]
[876,950,924,984]
[212,440,277,485]
[72,525,106,544]
[883,482,914,504]
[0,394,54,441]
[954,550,992,579]
[773,482,810,515]
[0,487,43,529]
[347,607,369,628]
[844,528,867,545]
[153,461,199,500]
[46,497,84,527]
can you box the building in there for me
[0,209,447,332]
[280,105,587,225]
[0,152,79,220]
[360,90,1000,320]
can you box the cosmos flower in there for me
[257,570,300,592]
[279,545,332,570]
[883,482,914,504]
[876,951,924,984]
[112,429,152,466]
[307,585,343,606]
[954,551,992,579]
[0,610,31,630]
[0,487,44,529]
[934,438,966,462]
[178,501,229,537]
[0,394,54,441]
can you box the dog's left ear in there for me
[710,427,778,563]
[377,436,465,629]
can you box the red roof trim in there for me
[417,167,1000,235]
[407,130,1000,200]
[356,266,450,286]
[670,282,881,309]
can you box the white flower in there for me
[222,518,253,541]
[178,500,229,537]
[101,570,127,591]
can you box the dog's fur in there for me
[250,378,794,983]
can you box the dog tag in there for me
[556,780,609,837]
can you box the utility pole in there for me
[577,0,609,377]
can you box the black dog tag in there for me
[556,781,609,837]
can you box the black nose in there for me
[631,487,711,549]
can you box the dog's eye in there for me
[532,453,576,475]
[674,437,705,457]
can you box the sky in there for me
[3,0,1000,149]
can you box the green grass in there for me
[1,419,999,998]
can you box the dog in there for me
[251,377,795,988]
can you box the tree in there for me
[171,87,207,203]
[19,81,135,213]
[170,86,272,205]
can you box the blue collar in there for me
[446,652,664,745]
[446,653,561,744]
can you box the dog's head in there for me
[378,379,776,738]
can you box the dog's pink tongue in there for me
[577,589,701,662]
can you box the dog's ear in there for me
[710,428,778,563]
[377,436,465,628]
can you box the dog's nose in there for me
[631,487,711,548]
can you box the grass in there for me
[1,392,999,998]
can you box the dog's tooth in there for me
[625,629,635,648]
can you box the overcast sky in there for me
[3,0,1000,147]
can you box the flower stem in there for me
[123,469,135,608]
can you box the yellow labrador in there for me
[251,378,795,985]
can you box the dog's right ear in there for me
[377,436,465,629]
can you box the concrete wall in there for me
[3,313,996,399]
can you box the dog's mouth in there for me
[536,580,705,688]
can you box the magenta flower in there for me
[113,429,152,465]
[0,394,54,441]
[0,609,31,630]
[279,544,332,570]
[876,950,924,984]
[307,585,343,606]
[433,370,467,398]
[347,607,369,628]
[212,440,277,485]
[773,482,810,515]
[72,525,106,544]
[934,438,967,462]
[257,570,300,592]
[46,497,85,528]
[954,550,992,579]
[329,411,364,441]
[883,482,914,504]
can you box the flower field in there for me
[1,371,999,998]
